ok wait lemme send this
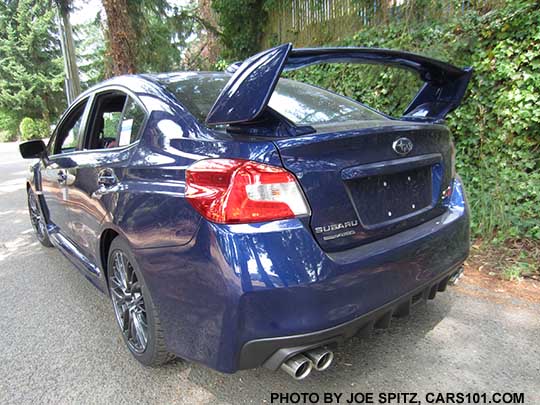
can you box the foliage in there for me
[0,110,19,137]
[0,109,18,142]
[99,0,206,75]
[211,0,268,60]
[288,0,540,242]
[0,0,65,124]
[19,117,49,141]
[501,262,533,281]
[127,0,203,72]
[214,59,230,71]
[75,14,108,87]
[0,130,17,142]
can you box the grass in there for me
[469,238,540,282]
[501,263,533,281]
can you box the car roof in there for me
[144,71,228,83]
[71,72,228,112]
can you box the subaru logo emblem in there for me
[392,137,413,156]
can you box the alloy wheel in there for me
[28,191,47,242]
[109,250,148,354]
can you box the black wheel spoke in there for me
[130,281,141,294]
[115,305,129,332]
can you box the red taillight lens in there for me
[185,159,310,224]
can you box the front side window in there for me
[53,100,88,154]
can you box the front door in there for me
[41,98,90,239]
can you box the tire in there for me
[27,188,53,247]
[107,237,174,366]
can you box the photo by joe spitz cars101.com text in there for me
[20,44,472,380]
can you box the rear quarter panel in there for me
[104,110,283,251]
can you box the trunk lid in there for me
[273,121,454,251]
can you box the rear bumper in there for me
[134,177,469,373]
[239,264,462,370]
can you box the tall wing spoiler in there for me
[206,43,472,125]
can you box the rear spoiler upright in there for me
[206,43,472,125]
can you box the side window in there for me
[53,100,88,154]
[117,97,146,147]
[86,92,146,150]
[102,111,123,140]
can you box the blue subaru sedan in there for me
[20,44,471,379]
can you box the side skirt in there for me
[48,227,107,293]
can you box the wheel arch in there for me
[26,180,51,224]
[99,228,120,285]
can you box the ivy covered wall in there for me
[213,0,539,242]
[290,1,540,241]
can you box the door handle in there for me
[97,168,118,188]
[57,170,67,185]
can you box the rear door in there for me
[65,89,146,264]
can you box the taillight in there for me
[185,159,310,224]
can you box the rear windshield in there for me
[159,73,385,126]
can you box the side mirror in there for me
[19,140,47,159]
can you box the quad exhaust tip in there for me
[280,354,313,380]
[280,348,334,379]
[305,347,334,371]
[449,266,465,286]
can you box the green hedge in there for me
[289,0,540,241]
[0,110,18,142]
[19,117,49,141]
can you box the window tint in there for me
[268,79,384,125]
[54,100,88,154]
[117,97,146,147]
[161,73,384,127]
[161,74,229,123]
[102,111,123,139]
[86,93,146,150]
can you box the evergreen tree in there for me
[0,0,65,125]
[127,0,203,72]
[101,0,211,75]
[75,14,108,86]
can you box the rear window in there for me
[269,79,384,124]
[160,73,385,127]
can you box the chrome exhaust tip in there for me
[280,354,313,380]
[449,266,465,286]
[305,347,334,371]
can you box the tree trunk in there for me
[197,0,221,66]
[60,9,81,97]
[56,0,81,104]
[102,0,137,75]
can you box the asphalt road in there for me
[0,141,539,404]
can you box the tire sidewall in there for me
[107,237,160,366]
[27,189,52,247]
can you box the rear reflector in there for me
[185,159,310,224]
